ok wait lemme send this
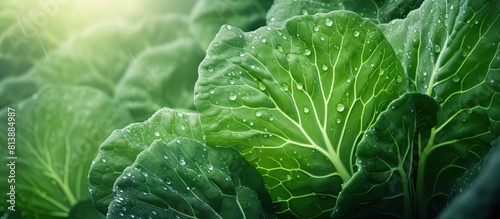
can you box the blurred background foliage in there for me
[0,0,271,218]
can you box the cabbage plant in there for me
[0,0,498,218]
[88,0,499,218]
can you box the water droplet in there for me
[207,65,214,72]
[303,106,310,113]
[313,26,319,32]
[163,155,169,160]
[325,18,333,26]
[281,83,289,91]
[229,92,237,100]
[261,37,267,43]
[269,115,274,121]
[165,177,172,185]
[255,110,262,117]
[433,44,441,53]
[296,82,304,90]
[153,131,160,137]
[286,174,292,180]
[336,117,342,124]
[258,82,266,90]
[301,8,308,15]
[451,75,460,83]
[101,158,107,163]
[276,45,284,53]
[396,75,404,83]
[238,51,246,57]
[336,103,345,112]
[226,25,232,30]
[209,88,215,94]
[304,48,311,56]
[178,156,186,166]
[180,125,186,130]
[207,164,214,172]
[322,64,329,71]
[228,78,235,85]
[353,30,360,37]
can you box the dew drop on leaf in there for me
[396,75,404,83]
[228,92,237,100]
[255,110,262,117]
[238,51,246,57]
[303,106,310,113]
[178,156,186,166]
[281,83,289,91]
[336,117,342,124]
[276,44,284,53]
[451,75,460,82]
[228,78,235,85]
[322,64,329,71]
[296,82,304,90]
[258,82,266,90]
[433,44,441,53]
[207,65,214,72]
[353,30,360,37]
[313,26,319,32]
[304,48,311,56]
[153,131,160,137]
[286,174,292,180]
[101,158,107,163]
[325,18,333,26]
[269,115,274,121]
[261,37,267,43]
[336,103,345,112]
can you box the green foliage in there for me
[266,0,424,27]
[189,0,273,50]
[1,0,499,218]
[0,86,132,218]
[195,10,406,217]
[115,39,204,121]
[107,137,273,218]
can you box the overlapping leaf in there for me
[438,137,500,219]
[332,93,439,218]
[266,0,424,27]
[107,137,273,219]
[0,86,132,218]
[195,11,406,217]
[189,0,272,50]
[115,39,203,121]
[88,108,203,214]
[0,14,191,110]
[380,0,500,217]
